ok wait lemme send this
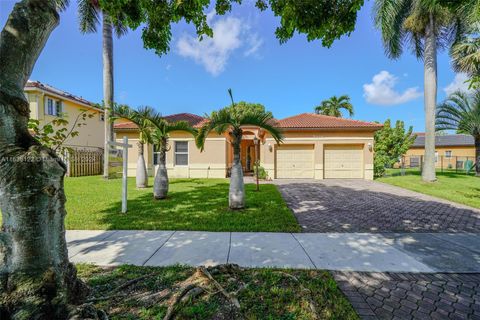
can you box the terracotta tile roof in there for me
[277,113,383,129]
[114,113,206,130]
[25,80,97,108]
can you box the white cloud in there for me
[363,71,422,105]
[444,73,472,96]
[176,15,262,76]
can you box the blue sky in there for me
[1,1,470,132]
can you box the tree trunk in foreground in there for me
[422,13,438,183]
[136,141,148,188]
[102,13,114,179]
[475,136,480,177]
[0,1,89,318]
[153,142,168,199]
[229,132,245,209]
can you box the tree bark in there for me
[422,13,438,182]
[102,13,114,179]
[153,138,168,199]
[0,1,88,318]
[136,141,148,188]
[229,131,245,209]
[475,136,480,177]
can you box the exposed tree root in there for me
[199,267,240,309]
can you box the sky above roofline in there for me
[1,1,471,132]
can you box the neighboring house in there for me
[405,133,475,169]
[25,81,105,151]
[114,112,382,180]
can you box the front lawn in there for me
[77,264,358,320]
[64,176,300,232]
[377,172,480,209]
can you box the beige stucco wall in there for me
[115,127,377,180]
[115,130,228,178]
[26,91,105,150]
[260,130,376,180]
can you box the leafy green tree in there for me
[1,0,367,317]
[436,90,480,176]
[113,104,155,188]
[148,116,197,199]
[196,90,283,209]
[29,110,94,154]
[374,0,462,182]
[374,119,416,177]
[78,0,127,179]
[315,95,354,117]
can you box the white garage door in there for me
[276,145,314,179]
[324,145,364,179]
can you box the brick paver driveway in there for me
[333,271,480,320]
[275,179,480,233]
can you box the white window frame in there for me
[174,141,189,166]
[44,97,62,116]
[445,150,452,158]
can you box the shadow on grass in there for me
[95,179,300,233]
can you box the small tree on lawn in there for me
[436,90,480,176]
[196,90,283,209]
[149,116,197,199]
[374,119,416,177]
[114,104,155,188]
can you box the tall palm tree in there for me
[315,95,354,117]
[374,0,462,182]
[196,90,283,209]
[77,0,127,179]
[149,116,197,199]
[114,105,154,188]
[436,90,480,176]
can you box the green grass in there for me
[77,264,358,320]
[377,171,480,209]
[63,176,300,232]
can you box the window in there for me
[174,141,188,166]
[445,150,452,158]
[45,98,62,116]
[153,145,162,166]
[100,113,105,122]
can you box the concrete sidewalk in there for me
[67,231,480,272]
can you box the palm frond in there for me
[238,110,284,144]
[436,89,480,136]
[78,0,100,33]
[196,110,233,151]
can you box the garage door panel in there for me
[324,145,363,179]
[276,145,314,179]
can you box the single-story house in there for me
[114,112,382,180]
[404,133,475,169]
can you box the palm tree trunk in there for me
[229,132,245,209]
[154,139,169,199]
[136,141,148,188]
[422,12,437,182]
[102,13,114,179]
[0,1,88,317]
[475,136,480,177]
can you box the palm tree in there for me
[114,105,154,188]
[196,90,283,209]
[451,36,480,76]
[315,95,354,117]
[374,0,462,182]
[77,0,127,179]
[149,116,197,199]
[436,90,480,176]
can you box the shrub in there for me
[253,164,269,180]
